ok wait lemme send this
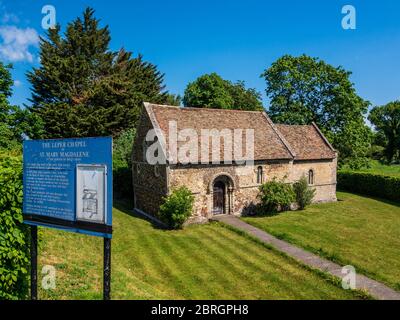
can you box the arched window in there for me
[308,169,314,185]
[257,166,263,184]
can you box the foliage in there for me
[164,93,181,106]
[262,55,371,169]
[293,175,315,209]
[368,101,400,163]
[183,73,263,110]
[367,145,385,161]
[329,120,372,169]
[0,152,30,300]
[337,171,400,202]
[113,127,136,200]
[0,62,43,150]
[27,8,169,139]
[258,179,295,213]
[159,187,194,229]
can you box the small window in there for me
[136,163,141,175]
[154,164,160,177]
[257,166,263,184]
[308,169,314,185]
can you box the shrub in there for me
[0,152,30,300]
[159,187,194,229]
[338,171,400,202]
[113,127,136,201]
[293,175,316,210]
[258,179,295,213]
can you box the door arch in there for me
[211,175,234,215]
[212,181,225,215]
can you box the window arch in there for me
[257,166,263,184]
[308,169,314,185]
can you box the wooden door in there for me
[213,181,225,215]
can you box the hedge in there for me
[0,152,30,300]
[337,171,400,202]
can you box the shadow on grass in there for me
[113,199,168,230]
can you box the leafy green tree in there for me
[368,101,400,163]
[0,62,43,150]
[262,55,371,169]
[258,178,295,213]
[27,8,168,139]
[0,152,30,300]
[164,93,181,106]
[183,73,263,110]
[159,186,194,229]
[293,175,315,210]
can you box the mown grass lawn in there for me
[242,192,400,291]
[341,159,400,177]
[37,204,361,300]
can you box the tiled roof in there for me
[275,124,336,160]
[145,103,294,163]
[143,103,336,163]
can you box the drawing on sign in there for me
[76,164,106,224]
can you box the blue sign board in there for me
[23,137,113,238]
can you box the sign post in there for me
[103,238,111,300]
[30,225,38,300]
[23,137,113,300]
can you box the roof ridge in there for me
[145,102,265,114]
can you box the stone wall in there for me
[132,107,168,216]
[170,158,337,222]
[289,158,337,202]
[169,160,293,222]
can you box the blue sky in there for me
[1,0,399,110]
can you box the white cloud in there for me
[13,80,22,87]
[2,13,20,24]
[0,25,39,62]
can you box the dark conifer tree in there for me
[28,8,167,138]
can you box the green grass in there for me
[341,159,400,177]
[37,204,361,300]
[242,192,400,291]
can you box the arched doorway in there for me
[211,175,234,215]
[213,181,225,215]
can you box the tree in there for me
[0,62,43,150]
[262,55,371,169]
[159,186,194,229]
[27,8,168,139]
[164,93,181,106]
[183,73,263,110]
[368,101,400,163]
[293,175,315,210]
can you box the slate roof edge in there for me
[143,102,170,163]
